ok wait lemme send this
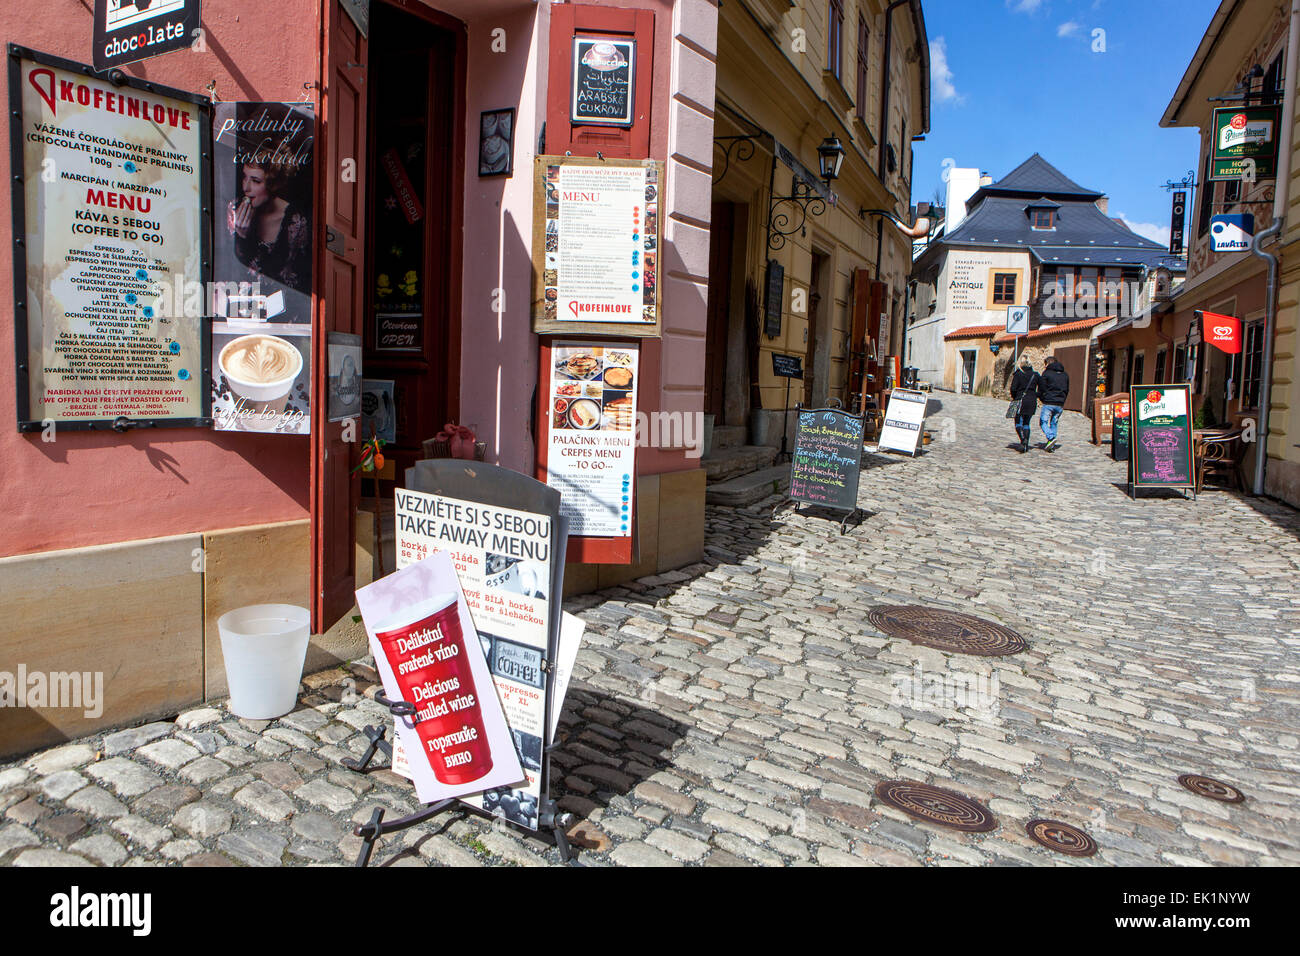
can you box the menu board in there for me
[571,37,634,126]
[789,408,865,513]
[1111,398,1131,462]
[546,342,639,538]
[878,388,928,456]
[764,261,784,338]
[772,352,803,378]
[11,50,209,430]
[1130,385,1193,488]
[533,156,662,337]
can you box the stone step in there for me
[711,425,747,452]
[702,444,778,482]
[706,465,790,507]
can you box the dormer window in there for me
[1032,209,1055,229]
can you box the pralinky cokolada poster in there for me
[211,102,315,434]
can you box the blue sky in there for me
[916,0,1221,244]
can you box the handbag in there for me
[1005,400,1019,419]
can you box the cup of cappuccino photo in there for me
[218,333,304,431]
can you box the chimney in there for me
[1096,195,1109,214]
[979,174,993,186]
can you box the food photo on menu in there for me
[551,346,635,433]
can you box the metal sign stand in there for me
[343,691,576,867]
[777,373,794,462]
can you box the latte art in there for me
[223,335,299,384]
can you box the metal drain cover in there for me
[874,780,998,833]
[867,605,1029,657]
[1026,819,1099,857]
[1178,774,1245,804]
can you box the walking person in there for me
[1038,355,1070,452]
[1009,355,1039,453]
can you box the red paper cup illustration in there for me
[372,594,493,785]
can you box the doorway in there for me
[363,1,461,481]
[806,250,830,407]
[959,349,976,394]
[704,202,733,420]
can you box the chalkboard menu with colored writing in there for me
[571,38,635,126]
[1130,385,1193,489]
[1111,397,1131,462]
[789,407,865,513]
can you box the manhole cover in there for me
[1026,819,1098,857]
[867,605,1029,657]
[1177,774,1245,804]
[874,780,998,833]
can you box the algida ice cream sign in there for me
[11,48,210,430]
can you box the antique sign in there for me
[11,48,209,430]
[533,156,662,337]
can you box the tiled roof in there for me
[966,154,1105,206]
[943,194,1166,254]
[944,324,1004,340]
[993,315,1113,344]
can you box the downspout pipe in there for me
[1249,0,1299,496]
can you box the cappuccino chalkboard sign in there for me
[788,407,865,527]
[571,38,635,126]
[1130,384,1193,491]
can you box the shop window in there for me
[1224,179,1241,206]
[856,17,870,121]
[992,272,1017,305]
[1173,344,1187,383]
[1241,320,1265,409]
[1197,153,1213,237]
[1132,352,1145,386]
[1154,349,1167,384]
[828,0,844,80]
[1262,51,1285,105]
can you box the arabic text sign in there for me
[13,52,207,428]
[571,37,634,126]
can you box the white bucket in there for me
[217,604,311,720]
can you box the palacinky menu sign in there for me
[11,48,210,430]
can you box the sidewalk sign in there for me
[878,388,927,456]
[1129,384,1194,498]
[778,405,865,534]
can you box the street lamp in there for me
[817,135,845,185]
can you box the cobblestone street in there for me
[3,391,1299,867]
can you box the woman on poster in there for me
[226,161,312,298]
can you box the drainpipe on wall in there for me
[1249,0,1300,496]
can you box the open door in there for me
[311,0,368,632]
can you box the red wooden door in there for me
[311,0,368,632]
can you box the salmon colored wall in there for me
[0,2,321,558]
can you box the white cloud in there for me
[1058,21,1080,37]
[1007,0,1045,13]
[930,37,964,105]
[1116,214,1170,246]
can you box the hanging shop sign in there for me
[93,0,202,72]
[1209,213,1255,253]
[571,36,634,127]
[788,407,865,516]
[546,341,639,539]
[532,155,662,337]
[210,102,315,433]
[10,46,210,431]
[1130,385,1194,491]
[1210,105,1280,181]
[1198,310,1242,354]
[878,387,928,456]
[392,459,569,830]
[1169,190,1187,255]
[355,552,526,805]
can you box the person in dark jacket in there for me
[1038,356,1070,451]
[1009,356,1039,452]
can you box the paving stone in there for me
[251,761,305,792]
[234,781,297,822]
[0,823,41,859]
[633,780,696,816]
[218,827,288,866]
[13,849,94,867]
[85,758,163,797]
[175,731,223,755]
[176,708,223,729]
[294,780,356,813]
[179,757,231,786]
[609,842,682,867]
[136,785,202,815]
[66,786,127,820]
[5,796,48,825]
[183,852,238,867]
[25,744,96,776]
[646,827,710,861]
[419,836,485,867]
[173,802,233,840]
[39,770,87,801]
[70,834,128,866]
[111,815,172,850]
[37,813,88,843]
[102,722,174,756]
[159,839,205,861]
[0,768,30,791]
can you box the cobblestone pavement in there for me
[4,392,1299,867]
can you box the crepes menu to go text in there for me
[15,56,206,426]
